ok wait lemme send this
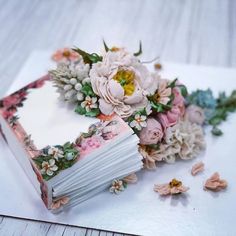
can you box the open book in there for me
[0,75,143,212]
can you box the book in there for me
[0,75,143,212]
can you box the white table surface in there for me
[0,0,236,235]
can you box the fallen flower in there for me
[51,197,69,210]
[204,172,227,192]
[154,178,189,196]
[191,161,205,176]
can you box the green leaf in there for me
[81,83,95,96]
[75,105,86,115]
[85,108,100,117]
[167,78,178,88]
[178,84,188,97]
[133,41,142,56]
[73,47,102,65]
[103,39,110,52]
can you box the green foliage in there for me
[33,143,79,181]
[133,41,142,56]
[80,83,96,97]
[187,89,236,136]
[73,47,102,65]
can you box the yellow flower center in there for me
[113,70,135,96]
[153,92,161,103]
[62,50,71,57]
[111,47,120,52]
[169,178,182,188]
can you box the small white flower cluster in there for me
[50,62,90,102]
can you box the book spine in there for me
[0,113,51,209]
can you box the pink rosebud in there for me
[158,106,181,130]
[173,87,185,116]
[139,118,163,145]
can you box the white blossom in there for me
[41,159,58,176]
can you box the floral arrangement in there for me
[49,44,236,176]
[50,44,208,171]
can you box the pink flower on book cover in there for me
[80,135,104,151]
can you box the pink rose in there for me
[158,106,181,130]
[139,118,163,145]
[185,105,205,125]
[173,87,185,116]
[80,136,103,151]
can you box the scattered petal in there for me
[191,162,204,176]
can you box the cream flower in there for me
[129,114,147,130]
[48,146,64,161]
[90,50,158,118]
[154,178,189,196]
[81,96,98,112]
[109,179,125,194]
[41,159,58,176]
[152,79,172,105]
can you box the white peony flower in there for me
[81,96,98,112]
[129,114,147,130]
[41,159,58,176]
[90,50,159,118]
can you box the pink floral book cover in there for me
[0,75,136,210]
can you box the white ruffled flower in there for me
[48,146,64,161]
[41,159,58,176]
[50,61,90,102]
[129,114,147,130]
[81,96,98,112]
[109,179,125,194]
[90,50,159,118]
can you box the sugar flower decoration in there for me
[185,105,205,125]
[81,96,98,112]
[129,113,147,131]
[204,172,227,191]
[41,159,58,176]
[191,161,204,176]
[52,48,80,62]
[50,61,90,102]
[90,49,159,118]
[154,178,189,196]
[109,179,126,194]
[152,79,172,105]
[123,173,138,184]
[51,197,69,210]
[139,118,163,145]
[48,146,64,161]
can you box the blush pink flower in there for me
[153,79,172,105]
[139,118,163,145]
[51,197,69,210]
[185,105,205,125]
[204,172,227,192]
[158,106,181,130]
[154,178,189,196]
[2,110,15,119]
[52,48,80,62]
[173,87,185,116]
